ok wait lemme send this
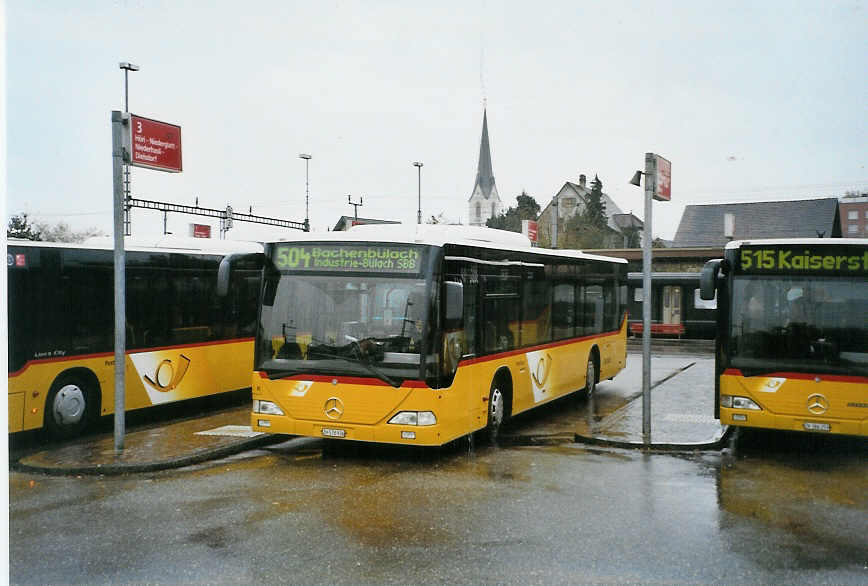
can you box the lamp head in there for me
[629,170,643,187]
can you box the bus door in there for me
[662,285,682,326]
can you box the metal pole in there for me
[111,111,128,452]
[414,161,423,224]
[641,153,654,445]
[299,153,311,231]
[119,63,138,236]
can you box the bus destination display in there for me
[273,244,423,273]
[737,245,868,275]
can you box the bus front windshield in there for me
[257,273,433,385]
[730,276,868,376]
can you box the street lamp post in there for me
[413,161,423,224]
[119,62,139,237]
[299,153,312,231]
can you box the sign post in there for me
[111,111,129,452]
[112,110,182,452]
[641,153,671,446]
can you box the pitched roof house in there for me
[537,174,636,246]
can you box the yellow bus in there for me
[8,238,263,437]
[700,238,868,437]
[224,224,628,446]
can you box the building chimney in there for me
[579,174,586,189]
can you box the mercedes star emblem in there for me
[324,397,345,420]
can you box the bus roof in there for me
[725,238,868,250]
[9,236,263,256]
[272,223,628,265]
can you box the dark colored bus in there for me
[627,272,717,339]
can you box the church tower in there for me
[467,109,503,226]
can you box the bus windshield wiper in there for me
[307,342,401,388]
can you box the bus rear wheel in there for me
[45,375,94,438]
[585,356,597,397]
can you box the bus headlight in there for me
[388,411,437,426]
[253,400,285,416]
[720,395,761,410]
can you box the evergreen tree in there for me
[486,191,540,232]
[582,175,608,229]
[7,213,42,240]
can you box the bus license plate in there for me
[322,428,346,438]
[803,422,831,432]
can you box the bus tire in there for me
[482,382,506,444]
[585,353,598,397]
[45,373,95,438]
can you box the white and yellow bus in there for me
[700,238,868,436]
[226,224,628,446]
[8,238,263,437]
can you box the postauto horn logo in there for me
[144,354,192,392]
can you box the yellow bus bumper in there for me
[720,408,868,437]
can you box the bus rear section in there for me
[701,239,868,437]
[8,239,262,437]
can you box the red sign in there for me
[654,155,671,202]
[522,219,539,242]
[190,224,211,238]
[129,114,182,173]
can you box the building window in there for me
[864,210,868,219]
[848,210,858,220]
[848,224,859,234]
[475,203,481,221]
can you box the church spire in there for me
[472,108,496,199]
[467,108,502,226]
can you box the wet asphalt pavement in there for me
[8,348,867,584]
[9,431,867,584]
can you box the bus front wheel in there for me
[483,383,505,444]
[45,374,94,438]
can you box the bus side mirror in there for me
[217,253,243,297]
[444,281,464,328]
[700,259,725,300]
[262,262,280,307]
[217,252,268,298]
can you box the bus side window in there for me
[482,275,519,353]
[522,275,551,346]
[553,282,575,340]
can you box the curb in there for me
[574,425,732,452]
[12,434,287,477]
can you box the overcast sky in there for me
[5,0,867,243]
